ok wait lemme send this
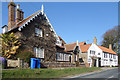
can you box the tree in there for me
[101,26,120,54]
[1,32,21,59]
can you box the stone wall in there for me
[41,62,76,68]
[79,53,88,63]
[41,62,88,68]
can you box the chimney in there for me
[93,37,97,44]
[109,44,112,50]
[20,10,24,21]
[8,0,16,30]
[16,4,24,23]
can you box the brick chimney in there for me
[16,4,24,23]
[8,0,16,30]
[93,37,97,44]
[109,44,112,50]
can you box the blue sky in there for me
[1,2,118,45]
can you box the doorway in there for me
[94,59,96,67]
[69,56,71,63]
[98,58,101,67]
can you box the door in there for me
[98,58,101,67]
[69,56,71,63]
[94,59,96,67]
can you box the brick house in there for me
[2,1,73,65]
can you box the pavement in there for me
[62,67,119,80]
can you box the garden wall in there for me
[41,62,88,68]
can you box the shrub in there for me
[15,51,35,66]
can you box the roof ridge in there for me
[65,42,76,45]
[79,41,85,43]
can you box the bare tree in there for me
[101,26,120,54]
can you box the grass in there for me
[2,67,101,78]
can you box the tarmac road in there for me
[64,68,120,80]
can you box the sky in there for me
[1,2,118,45]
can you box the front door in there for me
[69,56,71,63]
[98,58,101,67]
[94,59,96,67]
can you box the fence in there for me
[7,58,26,68]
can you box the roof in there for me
[56,45,64,49]
[58,36,66,44]
[79,41,86,46]
[9,10,41,31]
[80,44,92,53]
[97,45,117,55]
[64,41,86,52]
[64,42,77,52]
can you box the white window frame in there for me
[34,47,44,58]
[35,28,43,37]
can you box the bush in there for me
[15,51,35,66]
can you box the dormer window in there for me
[35,28,43,37]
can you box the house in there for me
[2,1,72,65]
[2,1,118,68]
[79,37,118,67]
[63,41,86,63]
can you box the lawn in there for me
[2,67,101,78]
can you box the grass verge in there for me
[2,67,101,78]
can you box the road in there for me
[65,68,120,80]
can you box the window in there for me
[113,55,116,59]
[104,53,105,58]
[111,54,112,58]
[34,47,44,58]
[56,53,60,60]
[56,53,70,61]
[90,50,95,55]
[98,53,100,55]
[104,53,108,58]
[35,28,43,37]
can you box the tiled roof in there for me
[64,41,86,52]
[80,44,92,53]
[9,10,41,31]
[79,41,86,46]
[64,43,77,52]
[97,45,117,55]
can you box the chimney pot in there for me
[17,4,19,9]
[93,37,97,45]
[16,4,24,23]
[109,44,112,50]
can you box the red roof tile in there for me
[97,45,117,55]
[64,43,77,52]
[79,41,86,46]
[80,44,92,53]
[64,41,86,52]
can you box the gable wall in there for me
[14,14,57,62]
